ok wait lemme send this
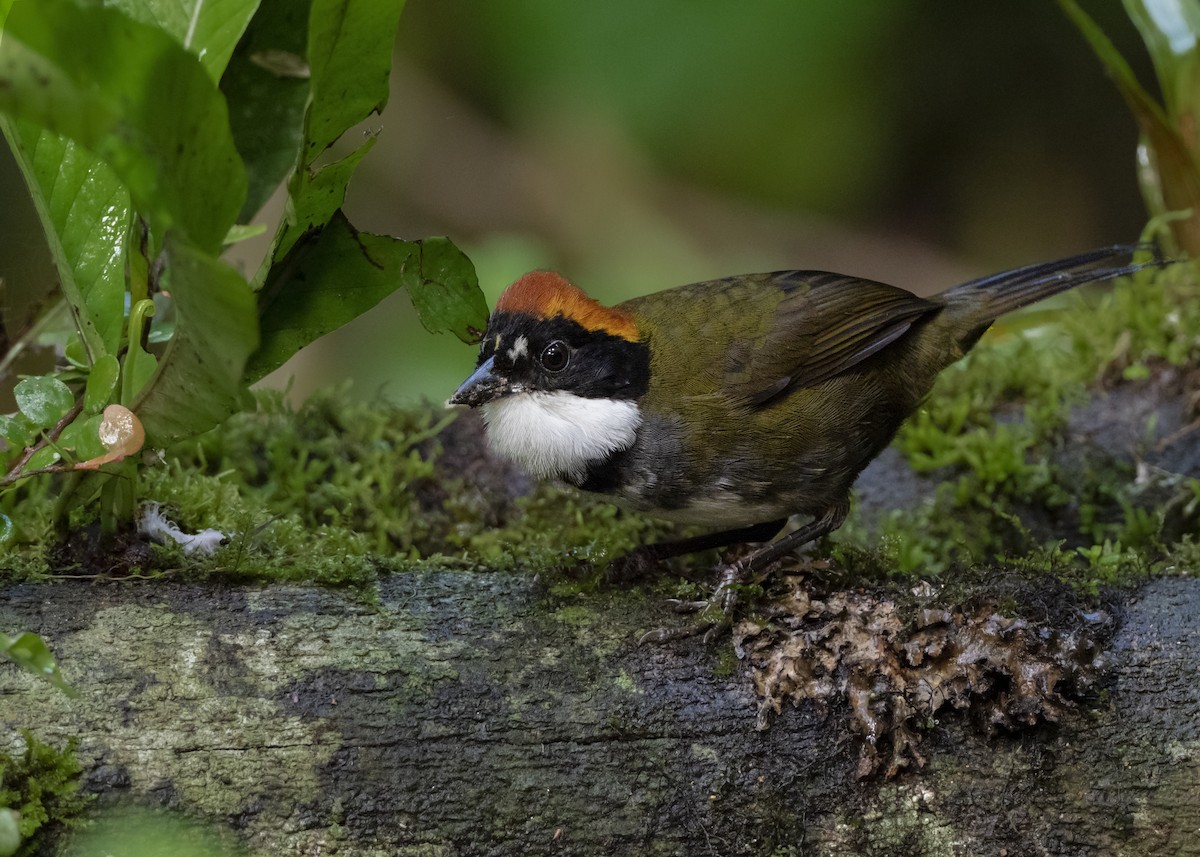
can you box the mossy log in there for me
[2,569,1199,857]
[4,372,1200,856]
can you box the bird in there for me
[449,245,1153,615]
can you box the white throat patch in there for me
[480,392,641,482]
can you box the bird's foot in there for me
[638,560,751,645]
[637,611,729,645]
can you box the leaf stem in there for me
[121,299,157,406]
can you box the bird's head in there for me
[449,271,650,481]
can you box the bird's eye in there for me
[540,340,570,373]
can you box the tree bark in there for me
[2,569,1199,857]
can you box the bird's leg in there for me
[607,518,787,582]
[642,500,849,645]
[735,500,850,581]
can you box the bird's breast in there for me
[480,391,642,483]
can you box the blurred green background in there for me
[0,1,1154,406]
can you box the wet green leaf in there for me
[0,414,34,451]
[0,0,246,252]
[304,0,406,162]
[134,236,259,447]
[272,137,375,264]
[84,355,121,414]
[0,123,130,361]
[246,211,486,381]
[14,376,74,429]
[108,0,261,82]
[1,631,77,696]
[221,0,311,220]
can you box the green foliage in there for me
[12,378,73,431]
[1060,0,1200,255]
[244,0,487,382]
[0,732,91,857]
[220,0,310,221]
[247,215,486,382]
[303,0,405,163]
[132,236,259,446]
[0,0,488,535]
[0,2,246,253]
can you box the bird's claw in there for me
[642,579,741,644]
[701,618,732,645]
[638,624,707,644]
[638,616,730,645]
[667,598,711,614]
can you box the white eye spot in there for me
[507,335,529,361]
[494,333,503,350]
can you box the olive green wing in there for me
[723,271,941,407]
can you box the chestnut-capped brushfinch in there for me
[451,246,1154,617]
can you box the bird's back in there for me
[604,273,948,524]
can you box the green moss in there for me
[0,384,682,586]
[711,643,739,679]
[551,604,600,627]
[0,482,56,583]
[155,386,457,566]
[613,669,641,694]
[0,731,91,856]
[156,387,680,584]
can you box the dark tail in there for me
[939,243,1163,348]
